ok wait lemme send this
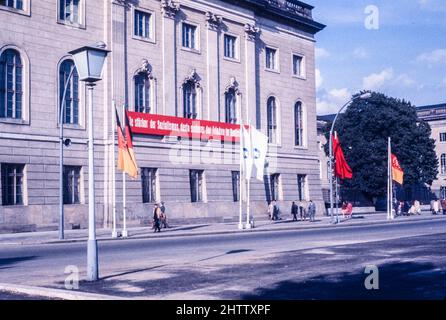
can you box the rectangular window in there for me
[293,55,304,77]
[224,35,237,59]
[134,9,152,39]
[59,0,81,25]
[297,174,307,201]
[0,0,23,10]
[182,23,197,50]
[1,163,25,206]
[190,170,204,203]
[270,173,280,201]
[232,171,240,202]
[141,168,158,203]
[63,166,81,204]
[440,132,446,142]
[266,47,277,71]
[441,186,446,199]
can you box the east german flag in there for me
[332,134,353,180]
[391,154,404,185]
[124,110,138,178]
[116,108,138,178]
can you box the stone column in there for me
[161,0,180,116]
[244,23,260,126]
[205,12,223,121]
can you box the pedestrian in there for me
[273,201,280,221]
[432,199,440,215]
[441,197,446,215]
[300,200,308,221]
[403,201,410,216]
[291,201,299,221]
[267,201,274,220]
[160,201,170,228]
[341,201,348,218]
[308,200,316,222]
[153,203,161,233]
[346,202,353,218]
[414,200,421,215]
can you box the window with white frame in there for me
[59,60,79,124]
[232,171,240,202]
[135,73,151,113]
[440,132,446,142]
[0,49,23,119]
[58,0,83,25]
[441,154,446,174]
[1,163,25,206]
[134,9,152,39]
[295,101,304,146]
[190,170,205,203]
[267,97,278,144]
[183,80,197,119]
[225,88,237,124]
[297,174,307,201]
[293,54,304,77]
[0,0,23,10]
[224,34,237,59]
[63,166,81,204]
[182,23,198,50]
[270,173,281,201]
[266,47,278,71]
[141,168,158,203]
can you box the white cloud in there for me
[315,47,330,59]
[395,74,416,87]
[316,88,352,115]
[416,49,446,64]
[315,69,323,89]
[352,47,369,59]
[362,68,394,90]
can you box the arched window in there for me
[135,74,151,113]
[0,49,22,119]
[225,88,237,124]
[183,80,197,119]
[267,97,278,144]
[441,154,446,174]
[59,59,79,124]
[295,101,304,146]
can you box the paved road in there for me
[1,218,446,299]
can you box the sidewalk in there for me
[1,212,445,246]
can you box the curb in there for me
[37,214,446,245]
[0,283,124,300]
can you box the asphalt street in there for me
[1,218,446,299]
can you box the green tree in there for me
[324,92,438,200]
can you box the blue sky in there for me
[309,0,446,115]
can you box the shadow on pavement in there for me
[241,261,446,300]
[0,256,37,268]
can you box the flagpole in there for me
[238,108,244,230]
[387,137,391,221]
[111,101,118,238]
[246,122,252,229]
[122,104,128,238]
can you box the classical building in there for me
[0,0,325,231]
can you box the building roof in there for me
[417,103,446,122]
[222,0,326,34]
[317,114,336,122]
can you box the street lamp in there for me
[329,91,371,224]
[68,42,110,281]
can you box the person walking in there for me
[153,203,161,233]
[432,199,440,215]
[160,201,170,228]
[300,200,308,221]
[267,201,274,220]
[441,197,446,215]
[291,201,299,221]
[308,200,316,222]
[273,201,280,221]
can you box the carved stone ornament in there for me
[205,11,223,30]
[183,69,201,88]
[161,0,180,18]
[136,59,153,79]
[244,23,260,40]
[225,77,240,94]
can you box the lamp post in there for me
[329,92,371,224]
[59,67,75,240]
[68,42,110,281]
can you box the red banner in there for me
[126,111,242,142]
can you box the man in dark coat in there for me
[291,201,299,221]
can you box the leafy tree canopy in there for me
[324,91,438,199]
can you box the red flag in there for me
[332,134,353,180]
[391,154,404,185]
[116,108,138,178]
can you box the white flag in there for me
[241,125,253,180]
[251,127,269,181]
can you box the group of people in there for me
[290,200,316,222]
[393,199,422,216]
[152,201,169,232]
[430,198,446,215]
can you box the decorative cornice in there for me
[244,23,260,41]
[205,11,223,30]
[136,59,153,79]
[161,0,180,18]
[225,77,241,95]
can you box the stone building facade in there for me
[0,0,325,230]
